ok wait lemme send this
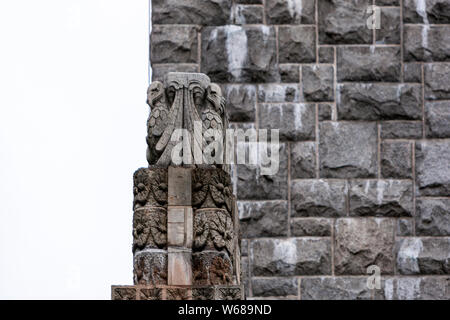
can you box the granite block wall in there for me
[150,0,450,300]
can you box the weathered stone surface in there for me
[424,63,450,100]
[241,239,248,256]
[152,0,232,25]
[415,140,450,196]
[252,277,298,297]
[425,101,450,138]
[166,288,190,300]
[134,250,168,285]
[290,218,332,236]
[337,83,422,121]
[376,7,401,44]
[236,143,288,200]
[301,277,373,300]
[221,84,256,122]
[302,65,334,102]
[379,277,450,300]
[168,167,192,206]
[337,47,401,82]
[202,26,279,83]
[290,142,316,179]
[133,207,167,252]
[318,47,334,63]
[193,251,233,285]
[266,0,315,24]
[397,218,414,236]
[416,199,450,236]
[192,287,215,300]
[404,25,450,62]
[318,0,372,44]
[168,248,192,285]
[112,287,137,300]
[318,103,332,121]
[380,121,423,139]
[319,122,377,178]
[257,84,300,103]
[259,103,315,141]
[397,238,450,274]
[403,0,450,24]
[291,180,348,217]
[278,26,316,63]
[151,25,198,64]
[216,286,244,300]
[403,63,422,83]
[279,64,300,83]
[139,288,163,300]
[381,141,413,179]
[349,180,413,217]
[233,4,264,24]
[152,64,198,82]
[376,0,399,4]
[251,238,331,276]
[236,0,262,3]
[335,218,396,275]
[238,201,288,238]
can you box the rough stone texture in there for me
[318,104,332,121]
[279,64,300,83]
[252,277,298,297]
[335,218,396,275]
[291,218,332,236]
[376,7,401,45]
[319,122,377,178]
[425,101,450,138]
[151,25,198,64]
[403,63,422,83]
[290,142,316,179]
[318,47,334,63]
[266,0,315,24]
[152,0,232,25]
[397,218,414,237]
[259,103,315,141]
[349,180,413,217]
[301,277,373,300]
[381,141,413,179]
[416,199,450,236]
[397,238,450,274]
[337,83,422,121]
[221,84,256,122]
[380,121,423,139]
[233,4,264,25]
[424,63,450,100]
[278,26,316,63]
[291,180,348,217]
[302,65,334,102]
[404,25,450,62]
[202,26,279,83]
[257,84,300,103]
[337,47,401,82]
[403,0,450,24]
[318,0,372,44]
[378,277,450,300]
[152,64,199,82]
[238,201,288,238]
[251,238,331,276]
[415,140,450,196]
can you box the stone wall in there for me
[150,0,450,300]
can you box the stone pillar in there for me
[112,72,243,300]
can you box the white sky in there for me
[0,1,150,299]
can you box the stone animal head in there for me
[206,83,225,115]
[146,81,166,107]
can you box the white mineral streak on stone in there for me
[397,238,423,274]
[225,25,247,81]
[287,0,303,20]
[336,84,342,105]
[384,279,394,300]
[274,239,297,265]
[233,5,246,25]
[364,180,370,194]
[294,104,304,129]
[415,0,429,52]
[396,278,421,300]
[396,84,404,102]
[370,45,376,54]
[261,25,271,43]
[376,180,386,204]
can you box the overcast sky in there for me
[0,1,150,299]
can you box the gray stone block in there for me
[318,47,334,63]
[279,64,300,83]
[251,238,331,276]
[152,0,232,25]
[257,84,300,103]
[259,103,315,141]
[290,141,316,179]
[301,277,373,300]
[291,179,348,217]
[221,84,256,122]
[416,199,450,236]
[376,0,399,5]
[397,218,414,236]
[376,7,401,44]
[404,25,450,62]
[238,201,288,238]
[403,63,422,83]
[335,218,396,275]
[425,101,450,138]
[381,141,413,179]
[337,83,422,121]
[337,46,401,82]
[252,277,298,297]
[397,238,450,274]
[266,0,316,24]
[318,103,332,121]
[233,4,264,25]
[403,0,450,24]
[152,64,198,82]
[201,26,279,83]
[278,26,316,63]
[424,63,450,100]
[290,218,332,236]
[380,121,423,139]
[349,180,413,217]
[379,277,450,300]
[302,65,334,102]
[151,25,198,63]
[415,140,450,196]
[319,122,377,178]
[318,0,372,44]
